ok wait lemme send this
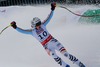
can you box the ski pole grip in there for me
[10,21,17,29]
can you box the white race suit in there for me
[15,10,85,67]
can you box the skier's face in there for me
[31,24,41,29]
[36,25,41,29]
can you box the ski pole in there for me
[58,5,100,17]
[0,24,12,35]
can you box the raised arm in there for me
[43,2,56,26]
[11,21,32,35]
[43,11,54,26]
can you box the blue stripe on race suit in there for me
[16,27,32,35]
[43,11,54,26]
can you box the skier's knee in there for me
[63,52,69,57]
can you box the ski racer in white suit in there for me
[10,3,85,67]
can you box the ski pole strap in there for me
[0,24,12,35]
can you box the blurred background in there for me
[0,0,100,67]
[0,0,100,6]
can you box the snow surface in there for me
[0,5,100,67]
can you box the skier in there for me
[10,3,85,67]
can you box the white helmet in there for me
[31,17,41,28]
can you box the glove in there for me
[10,21,17,29]
[51,2,56,11]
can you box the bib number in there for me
[38,31,48,40]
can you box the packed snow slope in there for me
[0,5,100,67]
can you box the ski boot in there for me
[66,64,70,67]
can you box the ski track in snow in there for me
[0,5,100,67]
